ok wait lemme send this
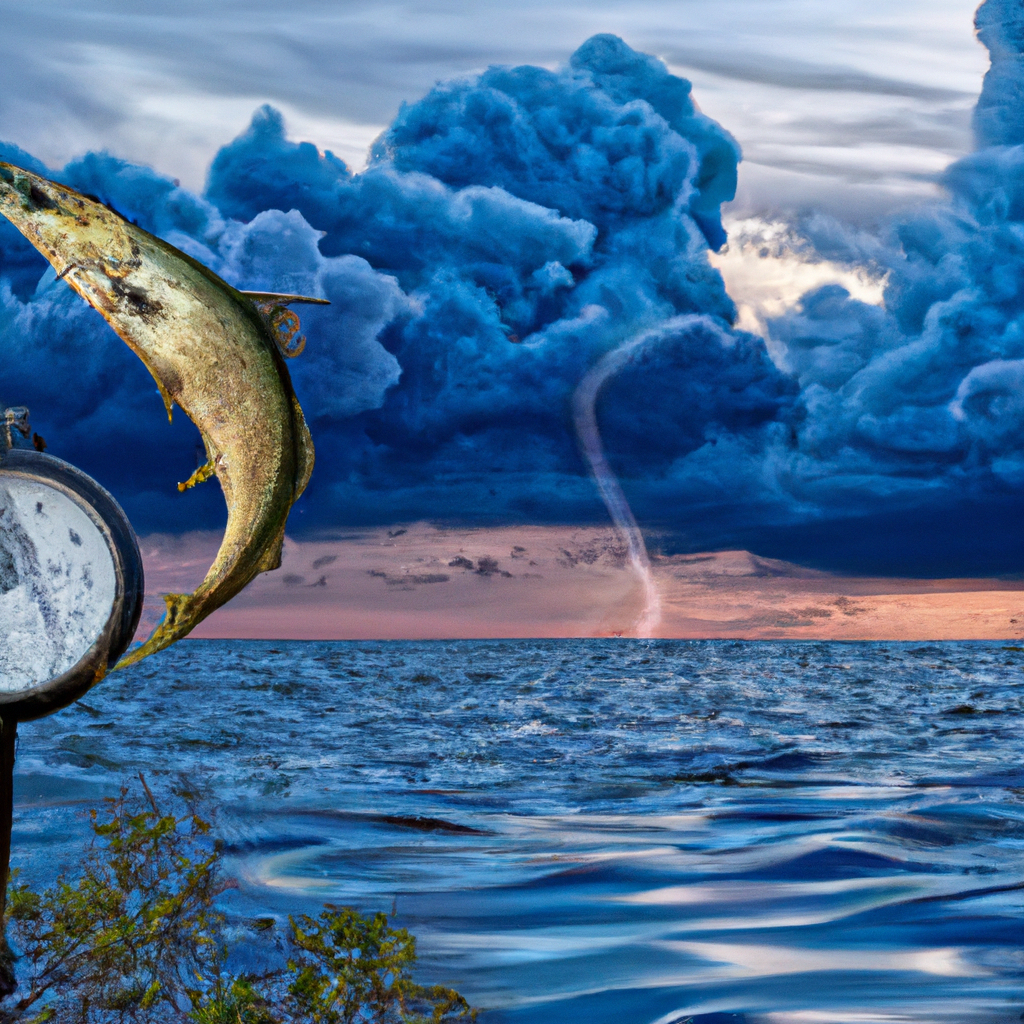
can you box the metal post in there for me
[0,717,16,997]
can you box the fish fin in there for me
[177,460,215,492]
[156,378,174,421]
[239,291,330,306]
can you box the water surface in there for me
[14,639,1024,1023]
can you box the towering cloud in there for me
[756,0,1024,570]
[4,11,1024,574]
[1,37,786,535]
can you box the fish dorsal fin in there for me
[240,292,331,306]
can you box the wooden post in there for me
[0,717,17,997]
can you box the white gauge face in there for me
[0,475,116,693]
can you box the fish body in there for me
[0,162,315,667]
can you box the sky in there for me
[2,0,1023,576]
[0,0,987,217]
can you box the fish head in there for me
[0,163,140,282]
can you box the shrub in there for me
[1,778,475,1024]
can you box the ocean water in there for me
[11,639,1024,1023]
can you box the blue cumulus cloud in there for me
[1,36,779,536]
[748,0,1024,571]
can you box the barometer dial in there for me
[0,451,143,721]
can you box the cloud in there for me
[6,10,1024,575]
[0,0,982,215]
[1,37,780,539]
[662,49,972,102]
[0,147,412,529]
[374,33,740,240]
[739,0,1024,569]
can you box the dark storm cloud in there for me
[4,8,1024,575]
[747,0,1024,570]
[1,36,788,539]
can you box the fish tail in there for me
[177,460,216,492]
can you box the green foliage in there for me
[1,781,476,1024]
[283,906,474,1024]
[187,978,276,1024]
[5,781,223,1023]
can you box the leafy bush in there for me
[1,779,475,1024]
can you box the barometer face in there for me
[0,451,143,721]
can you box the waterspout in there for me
[572,315,730,637]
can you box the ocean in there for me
[11,639,1024,1023]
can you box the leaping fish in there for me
[0,162,324,669]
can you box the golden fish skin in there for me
[0,162,315,668]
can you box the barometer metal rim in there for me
[0,449,144,721]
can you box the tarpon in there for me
[0,162,318,668]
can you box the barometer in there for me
[0,448,143,718]
[0,441,143,991]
